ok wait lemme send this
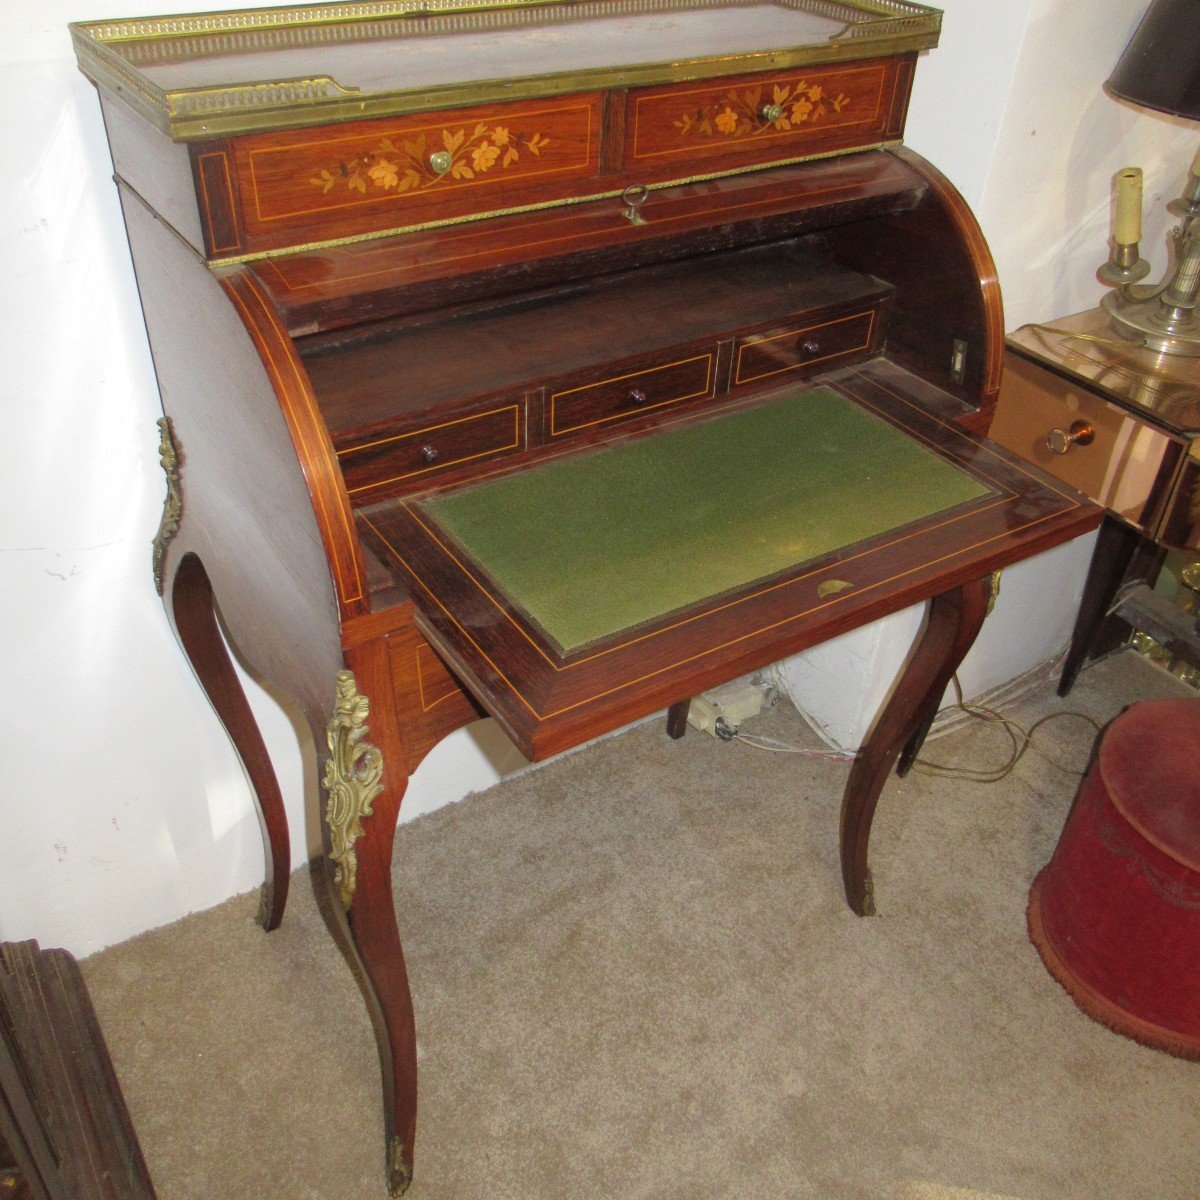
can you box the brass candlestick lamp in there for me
[1100,0,1200,356]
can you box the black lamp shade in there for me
[1106,0,1200,121]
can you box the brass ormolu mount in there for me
[323,669,384,910]
[152,416,182,595]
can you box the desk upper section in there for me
[73,0,939,258]
[72,0,940,139]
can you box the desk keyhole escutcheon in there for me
[622,183,649,226]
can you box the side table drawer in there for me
[732,308,882,389]
[338,402,525,500]
[546,350,718,439]
[990,354,1183,532]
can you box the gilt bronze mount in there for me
[323,669,385,910]
[152,416,182,596]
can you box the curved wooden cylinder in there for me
[823,146,1004,431]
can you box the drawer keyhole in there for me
[1046,421,1095,455]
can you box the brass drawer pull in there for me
[1046,420,1095,455]
[760,103,783,123]
[428,150,453,176]
[420,444,440,464]
[627,388,649,407]
[801,340,820,356]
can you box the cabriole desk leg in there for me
[839,576,992,916]
[320,645,418,1197]
[169,552,291,931]
[1057,516,1143,697]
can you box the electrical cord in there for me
[732,729,854,762]
[728,673,1102,782]
[908,675,1101,782]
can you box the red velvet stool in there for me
[1028,697,1200,1058]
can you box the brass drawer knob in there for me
[428,150,453,176]
[1046,420,1095,455]
[760,103,783,123]
[420,444,440,464]
[627,388,649,407]
[801,340,820,356]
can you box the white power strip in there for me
[687,678,766,739]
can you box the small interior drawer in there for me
[624,57,910,182]
[990,354,1183,532]
[338,402,524,500]
[546,350,718,438]
[733,308,882,388]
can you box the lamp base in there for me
[1101,288,1200,356]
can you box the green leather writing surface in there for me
[419,388,993,652]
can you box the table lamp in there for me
[1099,0,1200,355]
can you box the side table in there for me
[991,308,1200,694]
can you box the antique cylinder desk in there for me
[72,2,1099,1192]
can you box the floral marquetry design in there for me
[309,122,551,195]
[673,81,851,141]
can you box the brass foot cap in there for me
[388,1137,414,1197]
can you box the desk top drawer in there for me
[991,353,1184,532]
[624,57,911,181]
[338,402,525,502]
[545,350,718,439]
[219,94,603,256]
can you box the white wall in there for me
[0,0,1178,955]
[979,0,1199,329]
[906,0,1036,208]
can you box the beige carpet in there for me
[82,650,1199,1200]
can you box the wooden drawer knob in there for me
[1046,420,1095,455]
